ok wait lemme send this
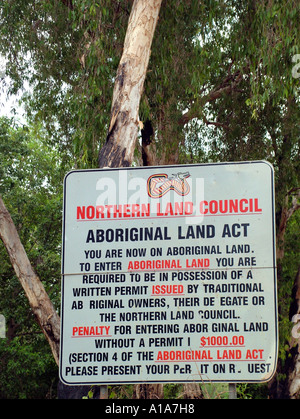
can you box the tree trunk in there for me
[98,0,163,400]
[98,0,163,168]
[0,196,60,365]
[0,0,163,390]
[133,383,164,400]
[276,190,300,260]
[181,383,204,399]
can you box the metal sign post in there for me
[99,385,108,399]
[229,383,237,399]
[59,161,278,388]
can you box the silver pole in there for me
[228,383,237,399]
[99,385,108,399]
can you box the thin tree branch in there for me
[179,70,243,126]
[203,116,230,131]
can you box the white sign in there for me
[59,161,278,385]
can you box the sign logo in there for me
[147,172,191,198]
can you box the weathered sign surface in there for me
[60,161,278,385]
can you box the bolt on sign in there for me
[59,161,278,385]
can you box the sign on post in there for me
[59,161,278,385]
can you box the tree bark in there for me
[98,0,163,400]
[276,189,300,260]
[133,383,164,399]
[101,1,165,399]
[98,0,163,168]
[0,196,60,366]
[181,383,204,399]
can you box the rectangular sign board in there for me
[60,161,278,385]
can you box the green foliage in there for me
[109,384,134,400]
[236,383,268,399]
[0,1,298,167]
[0,335,57,399]
[163,383,183,399]
[278,211,300,363]
[0,117,72,398]
[0,118,66,306]
[0,0,132,167]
